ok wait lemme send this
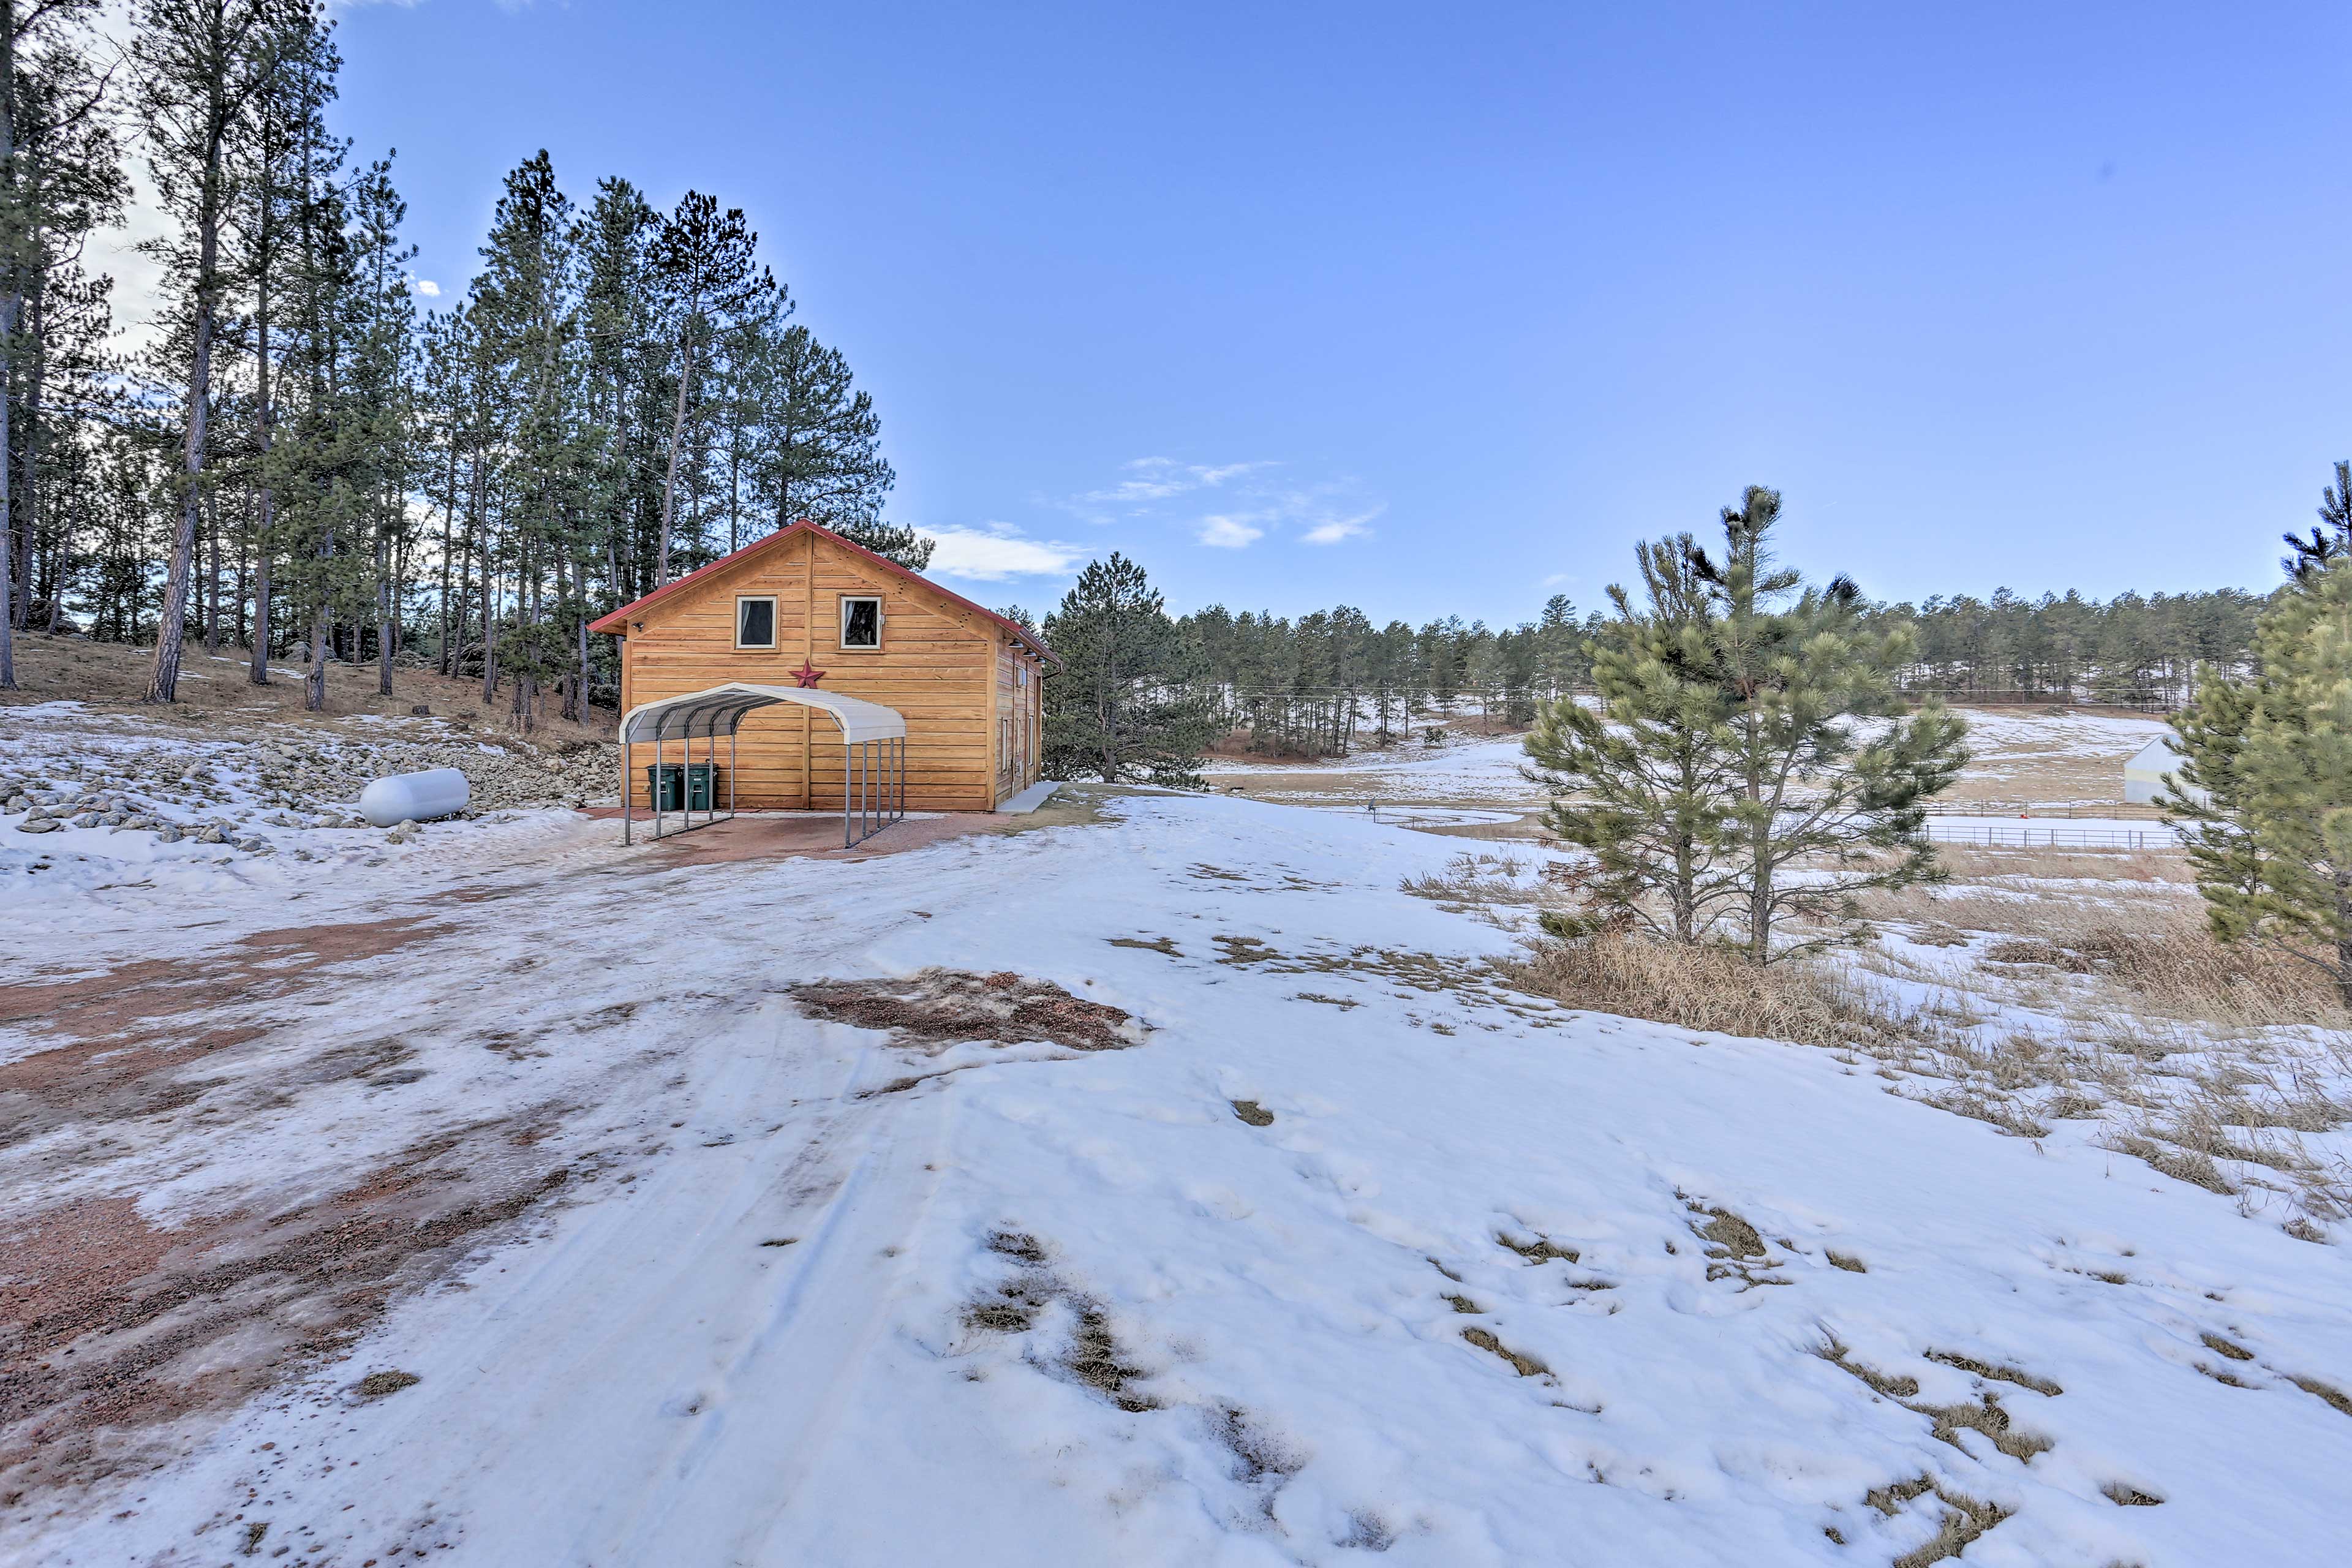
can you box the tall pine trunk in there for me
[658,327,692,584]
[0,0,18,690]
[249,235,273,683]
[202,487,221,652]
[146,81,231,703]
[375,483,392,696]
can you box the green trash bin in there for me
[646,763,719,812]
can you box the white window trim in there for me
[839,594,884,652]
[734,595,779,650]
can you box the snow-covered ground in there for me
[1197,706,2171,817]
[1950,708,2171,757]
[1202,735,1542,807]
[6,707,2350,1565]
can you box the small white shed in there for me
[2124,734,2207,806]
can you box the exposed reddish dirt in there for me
[0,915,443,1041]
[791,969,1142,1054]
[0,905,578,1501]
[0,916,448,1148]
[0,1128,571,1499]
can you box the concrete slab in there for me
[996,781,1061,815]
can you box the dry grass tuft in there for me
[1879,889,2346,1032]
[1495,1231,1578,1265]
[1501,932,1962,1054]
[1461,1325,1549,1378]
[1925,1350,2062,1396]
[1819,1338,1920,1399]
[355,1370,419,1398]
[1401,851,1548,908]
[1917,1393,2053,1461]
[2291,1374,2352,1420]
[2108,1134,2235,1195]
[1865,1474,2013,1568]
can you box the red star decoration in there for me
[790,658,827,688]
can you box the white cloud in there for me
[924,524,1087,581]
[1058,457,1382,550]
[1073,457,1275,514]
[1302,508,1379,545]
[412,277,442,297]
[1197,514,1264,549]
[1540,572,1577,588]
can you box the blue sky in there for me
[323,0,2351,622]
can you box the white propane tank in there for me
[359,767,470,827]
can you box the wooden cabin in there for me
[589,521,1058,812]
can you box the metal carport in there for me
[617,682,908,848]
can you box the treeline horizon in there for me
[1071,581,2269,756]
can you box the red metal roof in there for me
[587,519,1060,669]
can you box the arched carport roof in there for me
[619,682,908,745]
[617,682,908,848]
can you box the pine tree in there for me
[1042,553,1218,786]
[469,150,584,725]
[132,0,301,703]
[0,0,113,686]
[744,319,898,543]
[2282,461,2351,582]
[2169,522,2352,1005]
[2,2,121,673]
[1526,534,1742,944]
[649,190,771,583]
[1695,487,1967,963]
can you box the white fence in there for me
[1921,823,2178,851]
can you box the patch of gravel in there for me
[0,717,617,859]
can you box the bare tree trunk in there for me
[481,559,498,705]
[375,502,392,696]
[305,598,328,710]
[436,439,456,674]
[203,489,221,654]
[0,0,18,690]
[249,262,274,684]
[147,123,230,703]
[658,328,693,584]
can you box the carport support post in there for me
[622,734,633,845]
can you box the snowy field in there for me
[1197,706,2171,818]
[1202,735,1544,809]
[5,706,2351,1566]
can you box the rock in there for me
[19,817,59,834]
[410,704,432,716]
[70,813,99,829]
[156,825,183,843]
[2,796,26,814]
[197,825,227,844]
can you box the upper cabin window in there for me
[736,596,777,650]
[840,596,883,650]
